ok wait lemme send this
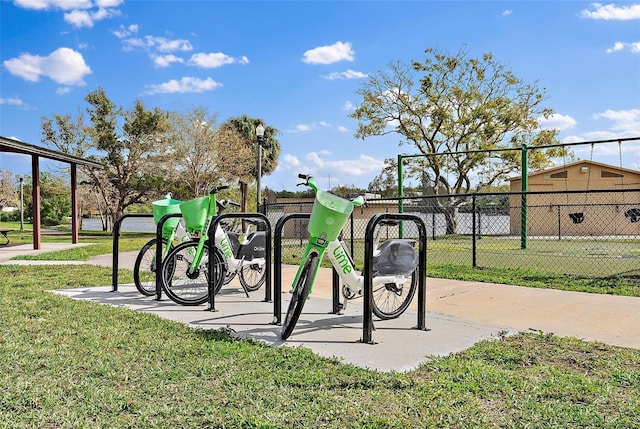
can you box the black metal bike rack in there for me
[273,212,428,346]
[154,213,183,300]
[207,213,272,312]
[362,213,429,344]
[273,213,345,325]
[112,213,154,292]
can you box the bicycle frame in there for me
[186,196,218,274]
[214,223,266,273]
[292,232,412,302]
[289,176,364,296]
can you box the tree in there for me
[368,158,399,197]
[0,171,19,212]
[220,115,281,210]
[350,46,563,233]
[165,107,253,201]
[16,173,70,226]
[222,115,280,176]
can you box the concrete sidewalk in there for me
[3,243,639,371]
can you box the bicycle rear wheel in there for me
[134,238,172,296]
[239,261,266,291]
[372,269,417,320]
[161,241,226,306]
[281,252,318,340]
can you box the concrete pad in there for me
[53,283,510,372]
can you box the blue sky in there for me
[1,0,639,192]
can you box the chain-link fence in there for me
[264,189,640,279]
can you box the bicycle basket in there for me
[308,191,354,242]
[152,198,183,237]
[180,196,210,233]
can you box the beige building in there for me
[509,160,640,236]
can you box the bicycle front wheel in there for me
[161,241,226,306]
[239,261,266,292]
[372,269,417,320]
[281,252,318,340]
[134,238,171,296]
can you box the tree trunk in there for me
[443,206,458,235]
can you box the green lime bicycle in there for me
[281,174,419,340]
[159,186,229,306]
[133,194,188,296]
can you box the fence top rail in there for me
[398,136,640,158]
[362,188,640,203]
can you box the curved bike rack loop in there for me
[207,213,272,311]
[362,213,429,344]
[112,213,154,292]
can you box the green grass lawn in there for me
[1,264,639,428]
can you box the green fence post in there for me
[521,144,528,249]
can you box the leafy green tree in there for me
[44,88,169,230]
[19,173,70,226]
[222,115,280,177]
[351,46,563,233]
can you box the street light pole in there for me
[19,177,24,231]
[255,124,265,212]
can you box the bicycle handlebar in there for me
[216,199,241,212]
[297,173,365,206]
[209,185,229,194]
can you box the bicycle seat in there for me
[373,239,418,276]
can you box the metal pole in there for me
[520,144,528,249]
[19,177,24,231]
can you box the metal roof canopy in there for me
[1,135,104,249]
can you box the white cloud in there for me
[323,69,368,80]
[343,101,355,111]
[593,108,640,133]
[337,126,349,132]
[580,3,640,20]
[113,24,138,39]
[303,41,354,65]
[96,0,122,7]
[303,152,385,179]
[0,97,33,110]
[122,35,193,52]
[145,76,222,95]
[0,97,24,106]
[146,36,192,52]
[15,0,123,27]
[14,0,93,10]
[282,154,301,168]
[502,10,512,16]
[64,9,92,27]
[538,113,577,130]
[606,41,640,53]
[287,122,332,133]
[3,47,91,85]
[152,54,184,68]
[187,52,249,68]
[563,108,640,143]
[56,87,71,95]
[288,124,312,133]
